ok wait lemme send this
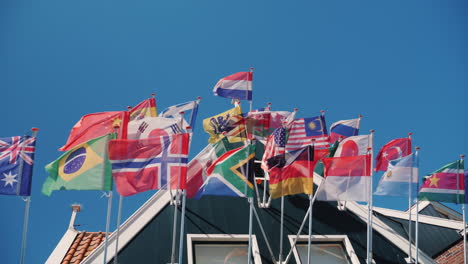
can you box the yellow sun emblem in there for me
[308,122,316,130]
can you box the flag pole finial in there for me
[408,132,413,136]
[197,96,202,100]
[250,67,254,71]
[151,93,155,98]
[461,155,466,159]
[31,128,39,132]
[415,147,420,150]
[294,108,298,112]
[367,147,372,151]
[358,115,363,118]
[370,129,375,133]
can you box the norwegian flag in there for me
[0,136,36,196]
[108,133,190,196]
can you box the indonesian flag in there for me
[375,138,412,171]
[316,155,371,202]
[213,72,252,100]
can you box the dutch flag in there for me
[213,71,252,101]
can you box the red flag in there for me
[108,134,189,196]
[129,97,158,121]
[375,138,412,171]
[59,111,128,151]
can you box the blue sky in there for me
[1,0,467,263]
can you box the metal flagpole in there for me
[407,133,413,263]
[19,128,38,264]
[461,154,466,264]
[279,196,285,263]
[171,113,185,264]
[252,205,277,263]
[112,115,125,264]
[245,139,255,264]
[249,67,253,112]
[415,147,420,264]
[307,139,315,264]
[367,130,375,264]
[103,191,113,264]
[178,126,193,264]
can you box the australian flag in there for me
[0,136,36,196]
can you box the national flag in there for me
[127,117,182,140]
[0,136,36,196]
[108,133,190,196]
[42,134,116,196]
[59,111,128,151]
[374,153,418,197]
[268,145,315,199]
[287,116,329,151]
[245,110,295,143]
[329,118,360,143]
[129,97,158,121]
[316,154,371,202]
[196,144,256,198]
[261,127,287,171]
[375,138,412,171]
[203,106,246,144]
[213,71,252,100]
[160,100,200,129]
[418,160,465,204]
[333,135,370,157]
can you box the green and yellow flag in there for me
[42,133,116,196]
[203,106,246,144]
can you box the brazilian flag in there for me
[42,133,116,196]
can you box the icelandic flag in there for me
[0,136,36,196]
[108,134,190,196]
[160,100,199,129]
[374,153,418,197]
[329,118,360,142]
[213,72,253,100]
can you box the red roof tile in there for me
[61,231,108,264]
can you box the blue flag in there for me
[160,100,199,129]
[0,136,36,196]
[374,153,418,197]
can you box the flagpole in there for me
[415,147,420,264]
[178,126,192,264]
[171,113,185,264]
[461,154,466,264]
[367,130,375,264]
[307,139,315,264]
[249,67,253,112]
[103,191,113,264]
[407,132,413,263]
[279,137,287,263]
[18,127,38,264]
[245,139,255,264]
[112,107,129,264]
[357,115,362,136]
[190,97,201,129]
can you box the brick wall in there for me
[435,239,466,264]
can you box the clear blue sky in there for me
[1,1,466,263]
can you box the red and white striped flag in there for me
[286,116,329,151]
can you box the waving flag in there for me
[418,160,465,204]
[329,118,360,143]
[160,100,200,129]
[59,111,128,151]
[261,127,287,171]
[129,97,158,121]
[108,133,190,196]
[316,154,371,202]
[374,153,418,197]
[375,138,412,171]
[203,106,246,144]
[127,117,181,140]
[195,144,256,198]
[213,71,252,100]
[334,135,370,157]
[0,136,36,196]
[245,110,295,143]
[43,134,116,196]
[268,145,315,199]
[287,116,329,151]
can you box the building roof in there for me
[61,232,107,264]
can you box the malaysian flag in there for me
[108,133,190,196]
[286,116,329,151]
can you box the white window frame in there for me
[187,234,262,264]
[287,235,360,264]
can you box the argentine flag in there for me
[374,153,418,197]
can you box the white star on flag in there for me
[1,171,18,187]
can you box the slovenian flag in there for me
[329,118,360,143]
[213,72,252,100]
[374,154,418,197]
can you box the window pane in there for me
[296,243,350,264]
[194,244,249,264]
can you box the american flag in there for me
[286,116,329,151]
[261,127,287,171]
